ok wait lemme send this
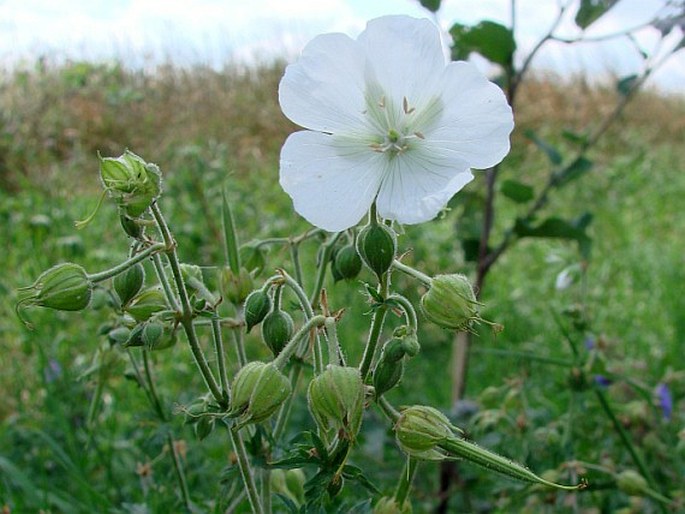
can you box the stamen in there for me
[414,131,425,139]
[378,95,386,108]
[403,97,415,115]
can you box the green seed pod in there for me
[374,497,412,514]
[229,362,291,427]
[420,274,480,331]
[107,326,131,346]
[119,214,144,239]
[17,263,93,315]
[373,357,404,397]
[356,223,397,278]
[124,323,145,347]
[401,333,421,357]
[382,337,407,363]
[194,416,215,441]
[332,244,362,282]
[141,321,177,351]
[395,405,461,460]
[219,266,253,305]
[113,263,145,306]
[261,309,294,356]
[244,289,272,333]
[99,150,162,218]
[125,288,167,322]
[308,365,365,441]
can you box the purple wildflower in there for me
[656,383,673,421]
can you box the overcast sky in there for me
[0,0,683,91]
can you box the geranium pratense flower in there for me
[278,15,514,232]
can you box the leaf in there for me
[450,21,516,67]
[500,179,534,203]
[342,465,381,494]
[419,0,441,12]
[553,157,593,188]
[514,214,593,258]
[525,129,562,165]
[561,129,589,146]
[221,187,241,273]
[461,238,482,263]
[616,74,638,96]
[275,493,300,513]
[575,0,619,29]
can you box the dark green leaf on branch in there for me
[449,21,516,67]
[500,179,534,203]
[514,214,593,258]
[553,157,593,187]
[617,74,638,96]
[419,0,441,12]
[575,0,619,29]
[525,129,562,165]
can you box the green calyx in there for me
[356,222,397,279]
[17,263,93,323]
[99,150,162,218]
[229,362,291,428]
[113,262,145,306]
[332,244,363,282]
[124,287,168,322]
[420,274,481,331]
[261,309,294,356]
[308,365,365,441]
[244,288,272,333]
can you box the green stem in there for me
[151,253,180,311]
[289,243,304,288]
[359,274,390,382]
[377,396,401,424]
[150,203,224,405]
[229,427,264,514]
[87,243,166,283]
[394,457,418,507]
[392,260,432,286]
[231,328,248,368]
[167,432,193,511]
[211,314,230,403]
[261,469,272,514]
[386,294,418,332]
[309,232,342,309]
[86,365,107,428]
[324,317,341,366]
[143,349,167,421]
[273,315,327,370]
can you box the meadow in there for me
[0,55,684,513]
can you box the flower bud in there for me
[356,223,397,278]
[420,274,480,331]
[99,150,162,218]
[332,244,362,282]
[229,362,291,427]
[113,263,145,306]
[395,405,461,460]
[219,266,253,305]
[616,470,648,496]
[141,321,177,351]
[125,288,167,322]
[244,289,272,333]
[271,468,305,506]
[261,309,294,356]
[374,497,412,514]
[119,214,144,239]
[373,357,404,397]
[308,365,365,441]
[17,263,93,314]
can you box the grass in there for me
[1,59,684,512]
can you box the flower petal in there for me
[358,16,447,111]
[376,149,474,225]
[424,61,514,169]
[279,33,369,135]
[280,131,383,232]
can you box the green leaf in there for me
[342,465,381,494]
[617,74,638,96]
[553,157,593,188]
[561,129,589,146]
[461,238,482,263]
[514,214,593,258]
[221,187,241,274]
[575,0,619,29]
[450,21,516,67]
[500,179,534,203]
[525,129,562,165]
[419,0,441,12]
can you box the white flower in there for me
[279,15,514,232]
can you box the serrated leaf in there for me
[450,21,516,67]
[575,0,619,29]
[525,129,562,165]
[419,0,441,12]
[553,157,593,188]
[617,74,638,96]
[500,179,534,203]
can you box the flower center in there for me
[367,95,425,156]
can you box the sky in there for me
[0,0,683,91]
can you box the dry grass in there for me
[1,61,682,192]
